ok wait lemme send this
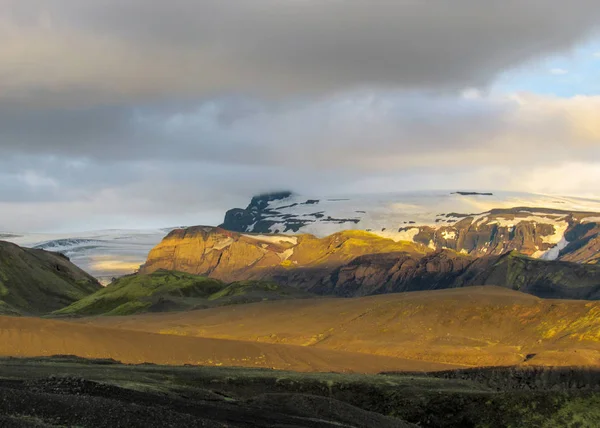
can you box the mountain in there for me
[220,191,600,262]
[5,191,600,282]
[55,270,313,317]
[2,229,172,281]
[318,250,600,299]
[139,226,600,299]
[140,226,428,281]
[0,241,102,315]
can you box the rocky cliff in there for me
[140,226,429,283]
[220,192,600,263]
[141,227,600,300]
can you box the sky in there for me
[2,0,600,232]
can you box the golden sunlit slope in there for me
[0,316,456,373]
[139,226,429,283]
[80,286,600,368]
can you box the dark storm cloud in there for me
[2,0,600,102]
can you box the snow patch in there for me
[537,237,570,261]
[441,230,456,240]
[243,234,298,245]
[541,221,569,245]
[213,237,234,250]
[378,227,420,243]
[581,217,600,223]
[278,248,295,261]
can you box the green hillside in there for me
[0,240,101,315]
[54,270,314,317]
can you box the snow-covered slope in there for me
[222,191,600,234]
[6,190,600,281]
[1,229,172,283]
[220,190,600,263]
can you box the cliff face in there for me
[400,208,600,262]
[141,227,600,300]
[219,193,600,263]
[0,241,102,315]
[140,226,430,284]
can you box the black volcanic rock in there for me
[219,194,600,264]
[452,192,494,196]
[220,191,294,233]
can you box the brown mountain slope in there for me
[80,287,600,368]
[140,226,429,284]
[139,227,600,299]
[0,315,455,373]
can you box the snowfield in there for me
[252,191,600,237]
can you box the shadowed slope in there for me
[81,287,600,368]
[137,226,600,299]
[0,241,101,315]
[3,357,600,428]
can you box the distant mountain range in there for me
[140,225,600,300]
[5,190,600,282]
[220,191,600,263]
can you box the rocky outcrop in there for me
[0,241,102,315]
[219,193,600,263]
[408,208,600,263]
[141,226,600,300]
[140,226,429,284]
[220,191,313,233]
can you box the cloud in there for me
[1,91,600,231]
[550,68,569,75]
[2,1,600,231]
[2,0,600,105]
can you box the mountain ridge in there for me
[220,191,600,263]
[140,226,600,299]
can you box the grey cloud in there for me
[0,91,592,169]
[2,90,600,231]
[2,0,600,103]
[2,1,600,231]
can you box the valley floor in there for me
[1,287,600,426]
[71,286,600,368]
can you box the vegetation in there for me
[2,357,600,427]
[0,241,101,315]
[54,270,313,317]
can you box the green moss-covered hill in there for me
[54,270,314,317]
[0,240,101,315]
